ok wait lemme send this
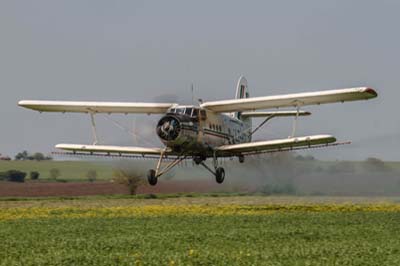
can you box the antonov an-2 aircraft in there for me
[19,77,378,186]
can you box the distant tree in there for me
[5,170,26,183]
[31,153,46,161]
[364,157,386,172]
[15,151,29,160]
[14,151,52,161]
[49,168,61,180]
[86,170,97,182]
[30,171,40,180]
[112,170,142,195]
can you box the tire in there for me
[238,155,245,163]
[147,169,158,186]
[215,167,225,184]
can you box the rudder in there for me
[234,76,250,120]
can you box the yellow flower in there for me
[189,249,194,256]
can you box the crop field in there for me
[1,196,400,265]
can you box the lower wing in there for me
[55,135,336,157]
[55,144,173,156]
[216,135,336,155]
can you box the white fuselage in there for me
[156,106,251,156]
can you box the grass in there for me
[1,196,400,265]
[1,159,399,183]
[0,160,113,181]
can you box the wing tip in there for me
[18,100,28,107]
[365,87,378,98]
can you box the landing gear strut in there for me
[147,150,186,186]
[198,152,226,184]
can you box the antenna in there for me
[191,83,194,105]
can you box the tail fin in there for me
[234,76,250,120]
[234,76,252,141]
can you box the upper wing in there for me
[216,135,336,155]
[241,110,311,118]
[18,100,177,114]
[201,87,377,112]
[55,143,173,155]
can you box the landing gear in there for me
[198,152,226,184]
[146,150,187,186]
[147,169,158,186]
[193,155,206,165]
[238,155,245,163]
[215,167,225,184]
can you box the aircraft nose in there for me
[156,116,181,141]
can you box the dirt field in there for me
[0,180,248,197]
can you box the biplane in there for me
[19,76,377,185]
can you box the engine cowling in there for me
[156,115,181,142]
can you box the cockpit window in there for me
[176,108,185,114]
[185,108,193,116]
[169,108,176,113]
[192,109,199,117]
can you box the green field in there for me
[0,160,113,181]
[1,196,400,265]
[1,159,399,183]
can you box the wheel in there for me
[215,167,225,184]
[238,155,245,163]
[147,169,158,186]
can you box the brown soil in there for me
[0,180,245,197]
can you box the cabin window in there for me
[185,108,193,116]
[192,109,199,117]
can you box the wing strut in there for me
[249,114,277,138]
[291,105,300,138]
[90,113,99,145]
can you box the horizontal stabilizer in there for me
[216,135,336,154]
[201,87,377,112]
[55,144,173,155]
[18,100,177,114]
[241,110,311,118]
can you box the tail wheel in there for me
[215,167,225,184]
[147,169,158,186]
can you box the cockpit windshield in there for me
[168,107,200,118]
[175,108,185,114]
